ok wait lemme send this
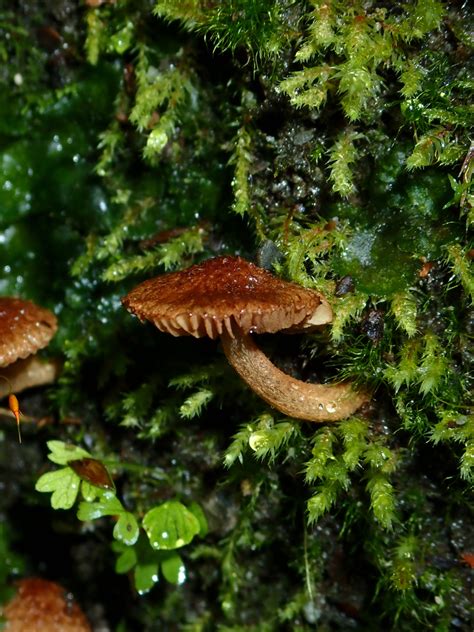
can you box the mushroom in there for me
[0,297,60,399]
[1,577,91,632]
[122,256,368,422]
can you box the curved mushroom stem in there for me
[220,331,369,422]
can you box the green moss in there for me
[0,0,472,629]
[155,0,291,62]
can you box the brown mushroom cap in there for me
[0,297,58,367]
[1,577,91,632]
[122,256,328,339]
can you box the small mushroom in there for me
[122,256,368,422]
[0,297,60,399]
[1,577,91,632]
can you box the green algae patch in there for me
[333,225,420,296]
[0,64,119,301]
[332,214,456,296]
[332,149,460,295]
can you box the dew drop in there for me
[326,402,337,414]
[249,431,267,451]
[177,565,186,585]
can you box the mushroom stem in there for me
[220,331,368,422]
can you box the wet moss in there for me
[0,0,472,630]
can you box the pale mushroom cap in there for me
[122,256,326,339]
[0,297,58,367]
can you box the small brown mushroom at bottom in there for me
[122,256,369,422]
[1,577,91,632]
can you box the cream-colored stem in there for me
[0,356,62,398]
[221,331,368,422]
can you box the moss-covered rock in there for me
[0,1,472,630]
